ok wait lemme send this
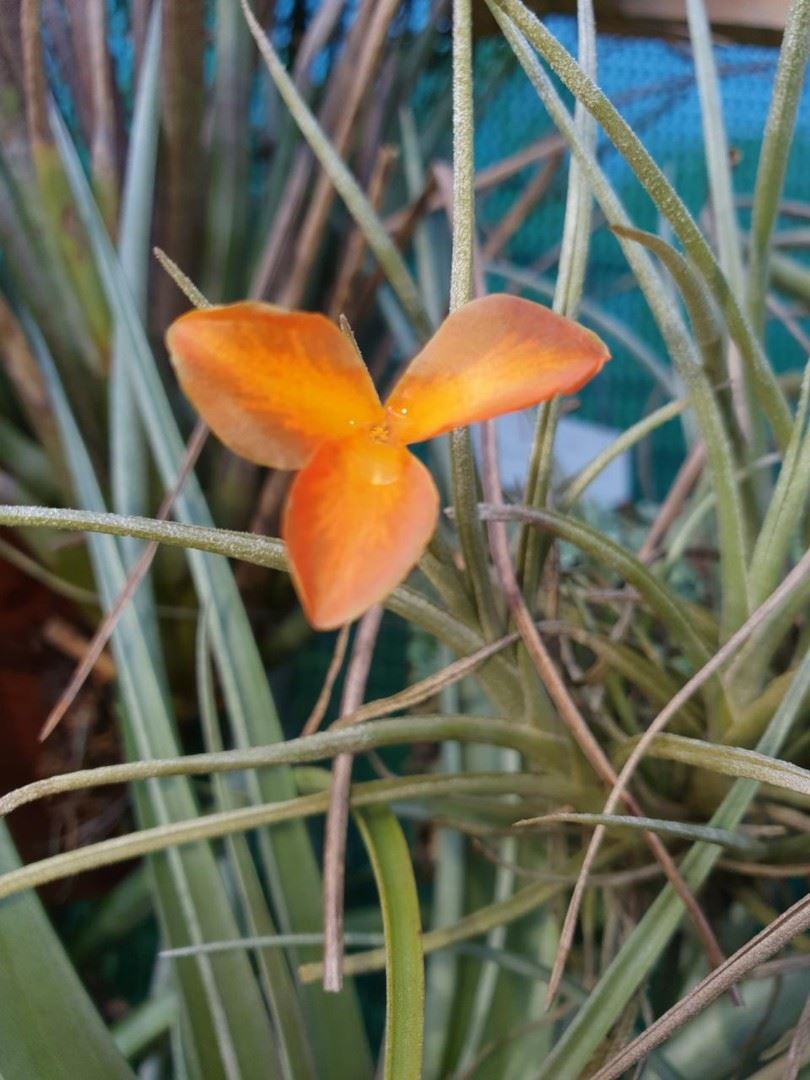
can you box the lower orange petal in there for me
[282,435,439,630]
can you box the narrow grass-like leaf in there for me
[0,293,66,481]
[581,229,748,638]
[619,732,810,798]
[686,0,745,298]
[519,811,762,852]
[0,503,526,714]
[486,2,713,497]
[0,716,567,817]
[664,451,780,572]
[560,398,688,509]
[0,771,556,902]
[748,363,810,610]
[681,357,751,638]
[477,504,714,667]
[203,0,253,300]
[0,415,59,501]
[747,0,810,332]
[594,890,810,1080]
[445,0,503,642]
[158,0,205,325]
[21,0,110,366]
[112,992,177,1061]
[86,0,119,233]
[279,0,403,309]
[111,4,163,662]
[610,225,722,360]
[518,0,597,603]
[196,616,316,1080]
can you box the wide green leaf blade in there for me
[0,823,133,1080]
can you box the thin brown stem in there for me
[40,419,209,741]
[322,604,384,992]
[302,624,351,738]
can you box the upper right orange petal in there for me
[384,294,610,444]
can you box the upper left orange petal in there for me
[166,302,384,470]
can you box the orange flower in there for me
[166,295,609,629]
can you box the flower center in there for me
[368,421,393,444]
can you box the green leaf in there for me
[0,715,567,817]
[112,992,177,1061]
[0,768,556,902]
[355,807,424,1080]
[607,226,750,638]
[620,732,810,798]
[746,0,810,332]
[196,615,316,1080]
[521,811,762,851]
[559,398,688,509]
[518,0,597,605]
[0,823,134,1080]
[748,363,810,610]
[111,3,165,671]
[685,0,745,298]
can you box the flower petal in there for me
[166,302,384,469]
[384,294,610,444]
[283,435,439,629]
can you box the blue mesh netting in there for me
[469,17,810,499]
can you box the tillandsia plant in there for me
[0,0,809,1078]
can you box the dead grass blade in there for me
[279,0,402,308]
[86,0,119,234]
[329,144,399,320]
[480,152,562,260]
[157,0,205,326]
